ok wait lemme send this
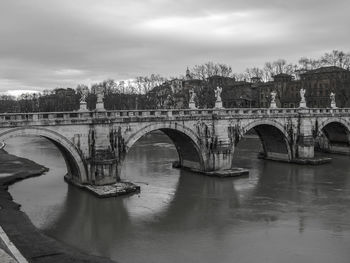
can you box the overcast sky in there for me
[1,0,349,95]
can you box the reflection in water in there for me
[6,133,350,263]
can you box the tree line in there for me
[188,50,350,82]
[0,50,349,113]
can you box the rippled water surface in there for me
[6,132,350,263]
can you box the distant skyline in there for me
[1,0,350,94]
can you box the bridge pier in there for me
[297,113,315,159]
[83,125,124,186]
[297,135,315,159]
[205,151,233,171]
[88,159,119,185]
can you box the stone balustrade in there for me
[1,107,350,125]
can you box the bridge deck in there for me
[0,108,349,126]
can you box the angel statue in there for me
[300,88,306,103]
[330,92,337,108]
[330,92,335,104]
[270,90,277,108]
[215,86,222,102]
[189,89,196,103]
[80,86,89,103]
[95,85,105,103]
[270,90,277,103]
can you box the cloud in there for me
[0,0,349,93]
[54,69,86,76]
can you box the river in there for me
[5,132,350,263]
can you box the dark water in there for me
[6,133,350,263]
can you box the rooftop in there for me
[301,66,350,75]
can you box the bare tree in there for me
[190,62,233,80]
[245,67,264,80]
[135,74,167,94]
[320,50,350,68]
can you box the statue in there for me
[299,88,307,108]
[95,85,106,111]
[95,86,104,104]
[300,88,306,102]
[80,87,89,103]
[271,90,277,103]
[189,89,196,109]
[330,92,335,103]
[215,86,222,102]
[330,92,337,108]
[189,89,196,103]
[78,86,89,111]
[214,86,223,108]
[270,90,277,108]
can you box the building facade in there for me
[300,66,350,108]
[258,66,350,108]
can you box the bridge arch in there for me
[125,123,204,171]
[318,118,350,135]
[0,127,88,183]
[317,118,350,154]
[241,119,292,161]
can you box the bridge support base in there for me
[258,152,331,165]
[316,142,350,155]
[202,168,249,177]
[297,135,315,159]
[323,145,350,155]
[65,175,140,198]
[89,159,119,186]
[172,161,249,177]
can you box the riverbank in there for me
[0,148,117,263]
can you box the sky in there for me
[1,0,350,95]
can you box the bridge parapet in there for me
[1,108,350,125]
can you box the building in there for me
[257,81,274,108]
[168,79,183,93]
[257,66,350,108]
[300,66,350,108]
[272,74,301,108]
[208,75,236,87]
[222,81,259,108]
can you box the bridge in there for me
[1,106,350,186]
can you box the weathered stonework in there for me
[1,107,350,186]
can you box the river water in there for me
[5,132,350,263]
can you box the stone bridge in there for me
[1,107,350,186]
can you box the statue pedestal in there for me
[96,101,106,111]
[189,101,197,109]
[331,102,337,109]
[79,101,87,111]
[215,101,223,109]
[299,100,307,108]
[269,101,277,109]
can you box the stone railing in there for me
[0,107,350,123]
